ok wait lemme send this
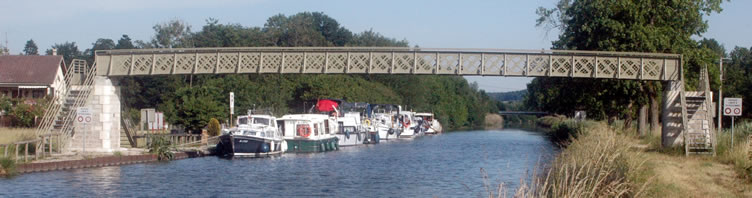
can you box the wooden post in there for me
[48,136,52,155]
[15,144,19,162]
[25,143,28,162]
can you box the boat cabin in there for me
[277,114,337,139]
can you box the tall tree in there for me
[46,42,82,63]
[23,39,38,55]
[83,38,115,64]
[151,20,193,48]
[115,35,136,49]
[530,0,724,128]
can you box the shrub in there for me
[0,157,16,176]
[148,136,174,161]
[207,118,221,136]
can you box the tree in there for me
[530,0,724,128]
[263,12,353,47]
[23,39,38,55]
[151,20,193,48]
[46,42,82,63]
[83,38,115,64]
[724,46,752,119]
[349,29,408,47]
[115,35,136,49]
[166,86,225,133]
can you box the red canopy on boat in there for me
[316,99,339,112]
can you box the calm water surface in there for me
[0,129,556,197]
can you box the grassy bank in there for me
[498,118,752,197]
[716,122,752,182]
[0,128,38,161]
[0,128,37,145]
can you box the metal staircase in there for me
[684,66,716,155]
[35,59,97,151]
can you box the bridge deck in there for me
[95,47,681,81]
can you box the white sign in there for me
[229,92,235,114]
[724,98,743,116]
[76,107,92,123]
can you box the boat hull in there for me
[217,135,283,157]
[335,132,367,147]
[285,137,340,153]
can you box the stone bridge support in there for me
[661,80,684,147]
[69,77,121,153]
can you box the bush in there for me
[0,157,16,176]
[543,118,595,146]
[148,136,174,161]
[208,118,220,136]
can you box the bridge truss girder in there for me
[95,47,681,81]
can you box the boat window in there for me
[338,122,344,133]
[314,124,319,136]
[238,117,249,125]
[253,117,270,125]
[325,121,330,134]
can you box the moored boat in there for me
[397,111,421,139]
[278,114,339,153]
[415,113,442,134]
[367,104,402,141]
[216,114,286,158]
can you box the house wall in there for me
[50,62,66,100]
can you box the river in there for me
[0,129,556,197]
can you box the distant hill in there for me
[488,90,526,102]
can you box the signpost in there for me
[229,92,234,127]
[724,98,743,147]
[76,107,92,153]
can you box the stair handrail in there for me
[57,64,97,149]
[121,117,137,147]
[35,59,86,136]
[701,66,715,155]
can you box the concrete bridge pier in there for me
[69,76,121,153]
[661,80,684,147]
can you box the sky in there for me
[1,0,750,92]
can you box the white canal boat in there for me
[216,114,286,157]
[278,114,339,153]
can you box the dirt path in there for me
[643,152,752,197]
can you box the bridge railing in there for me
[95,47,681,81]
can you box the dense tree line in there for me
[40,12,497,132]
[526,0,726,129]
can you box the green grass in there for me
[509,121,646,197]
[0,128,39,159]
[0,128,37,145]
[713,122,752,181]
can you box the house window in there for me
[33,90,45,98]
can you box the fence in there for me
[134,134,204,148]
[1,133,63,163]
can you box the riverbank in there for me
[511,118,752,197]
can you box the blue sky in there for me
[1,0,750,92]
